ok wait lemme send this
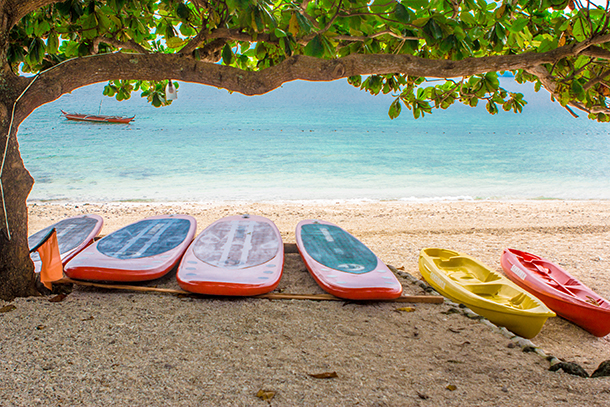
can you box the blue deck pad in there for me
[98,218,190,259]
[301,223,378,274]
[29,216,99,261]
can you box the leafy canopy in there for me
[7,0,610,120]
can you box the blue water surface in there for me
[18,78,610,202]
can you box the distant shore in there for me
[8,200,609,405]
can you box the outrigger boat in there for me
[61,110,135,123]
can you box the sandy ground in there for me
[1,200,609,406]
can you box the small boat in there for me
[419,248,555,338]
[501,248,610,337]
[61,110,135,123]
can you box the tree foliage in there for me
[5,0,610,121]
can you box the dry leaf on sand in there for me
[309,371,338,379]
[0,304,16,313]
[49,293,67,303]
[256,389,276,401]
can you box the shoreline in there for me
[7,200,610,405]
[27,197,610,205]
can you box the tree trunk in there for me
[0,120,37,300]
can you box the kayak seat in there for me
[466,283,538,310]
[438,257,501,283]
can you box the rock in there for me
[498,327,516,339]
[591,360,610,378]
[512,337,535,348]
[441,307,461,315]
[548,362,589,378]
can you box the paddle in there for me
[54,277,444,303]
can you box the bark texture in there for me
[0,123,36,300]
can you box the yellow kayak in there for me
[419,248,555,339]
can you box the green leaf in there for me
[47,32,59,55]
[573,18,588,42]
[394,4,411,24]
[460,12,476,26]
[176,3,191,20]
[362,75,383,95]
[222,44,233,65]
[389,98,402,119]
[103,84,117,97]
[571,80,585,100]
[6,44,25,65]
[35,20,51,37]
[180,24,195,37]
[486,100,498,114]
[424,18,443,41]
[27,38,46,65]
[413,106,420,119]
[403,0,429,8]
[508,18,529,33]
[537,38,558,53]
[166,37,185,49]
[348,75,362,87]
[151,93,163,107]
[412,17,430,27]
[280,37,292,56]
[304,35,324,58]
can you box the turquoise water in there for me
[18,78,610,202]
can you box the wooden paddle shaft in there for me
[55,277,443,303]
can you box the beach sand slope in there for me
[0,201,608,406]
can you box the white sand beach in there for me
[1,200,609,406]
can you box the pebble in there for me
[591,360,610,378]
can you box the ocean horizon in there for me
[19,77,610,203]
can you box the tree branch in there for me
[180,28,210,55]
[334,31,420,42]
[526,65,610,116]
[579,45,610,59]
[92,37,150,54]
[4,0,62,28]
[583,68,610,90]
[13,43,580,118]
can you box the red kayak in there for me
[501,248,610,337]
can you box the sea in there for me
[17,77,610,203]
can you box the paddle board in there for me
[64,214,196,282]
[177,214,284,296]
[29,214,104,273]
[295,219,403,300]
